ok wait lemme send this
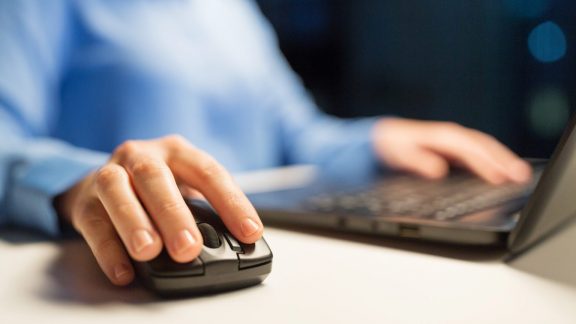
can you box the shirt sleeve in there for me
[246,1,382,172]
[0,1,108,236]
[266,58,381,172]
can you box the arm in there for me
[0,1,107,235]
[246,1,531,183]
[239,2,380,171]
[264,57,380,172]
[1,1,264,287]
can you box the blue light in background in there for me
[528,21,567,63]
[504,0,550,18]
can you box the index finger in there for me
[424,125,527,184]
[468,130,533,183]
[167,143,263,244]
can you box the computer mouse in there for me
[134,199,273,297]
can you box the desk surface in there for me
[1,220,576,324]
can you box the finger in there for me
[94,164,163,261]
[507,159,533,183]
[469,131,532,183]
[178,184,205,200]
[392,148,450,179]
[72,199,134,286]
[124,156,203,263]
[166,140,263,244]
[424,126,511,184]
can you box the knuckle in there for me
[84,213,110,231]
[75,198,102,217]
[94,237,120,258]
[74,209,109,235]
[130,159,167,178]
[434,122,464,141]
[476,130,497,142]
[163,135,195,162]
[156,200,188,219]
[115,201,139,218]
[113,140,141,159]
[439,121,462,132]
[195,157,226,182]
[95,165,126,191]
[162,134,189,148]
[461,128,495,147]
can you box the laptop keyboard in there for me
[306,169,543,221]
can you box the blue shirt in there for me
[0,0,378,236]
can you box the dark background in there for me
[255,0,575,158]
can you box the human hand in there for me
[372,118,532,184]
[54,135,263,286]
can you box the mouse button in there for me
[186,199,220,223]
[146,252,204,277]
[200,246,240,275]
[197,223,221,248]
[189,206,212,223]
[238,238,273,270]
[223,232,243,252]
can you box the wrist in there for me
[371,117,401,160]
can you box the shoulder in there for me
[0,0,71,20]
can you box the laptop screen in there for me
[509,116,576,254]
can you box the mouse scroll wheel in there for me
[197,223,221,248]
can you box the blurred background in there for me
[256,0,575,158]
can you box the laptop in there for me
[245,116,576,257]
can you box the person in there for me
[0,0,531,286]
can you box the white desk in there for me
[1,220,576,324]
[0,167,576,324]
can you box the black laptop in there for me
[247,116,576,257]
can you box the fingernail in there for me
[132,229,154,253]
[173,229,196,254]
[241,218,260,237]
[114,263,132,281]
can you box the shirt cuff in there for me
[322,117,382,174]
[6,154,106,237]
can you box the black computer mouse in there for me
[134,199,273,297]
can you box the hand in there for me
[55,135,263,286]
[372,118,532,184]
